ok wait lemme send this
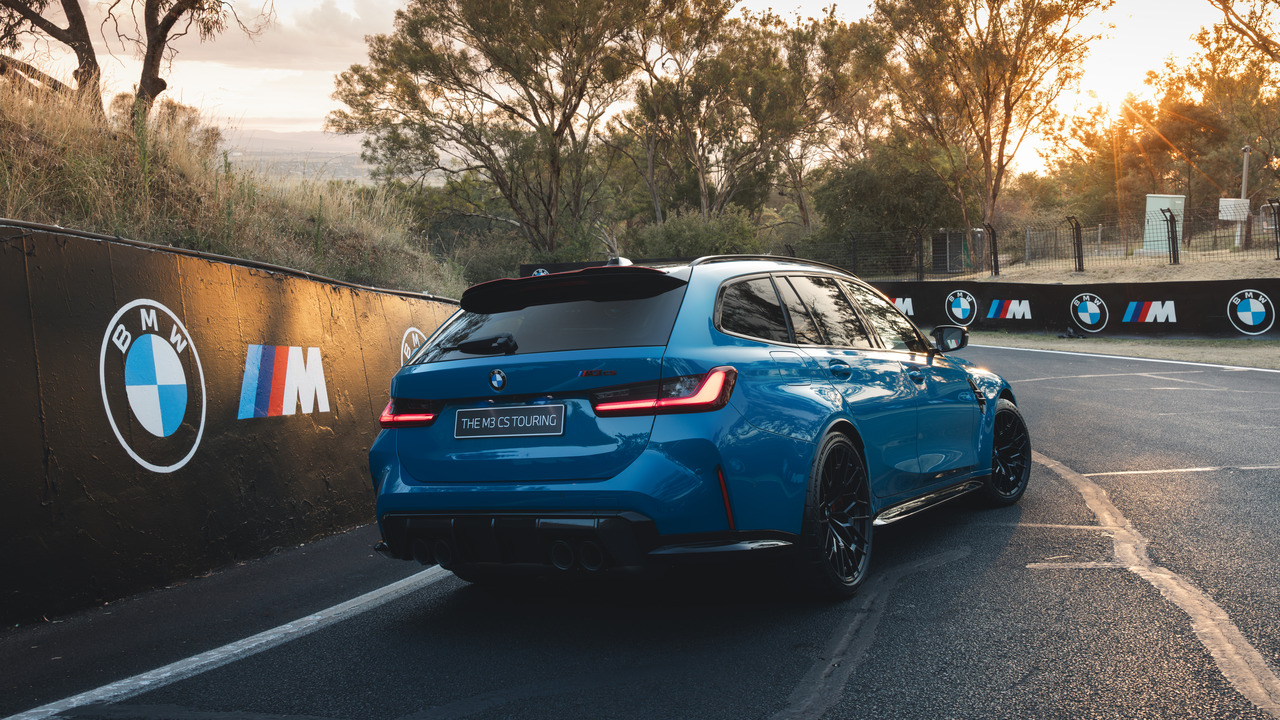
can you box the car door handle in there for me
[828,361,852,379]
[908,369,926,384]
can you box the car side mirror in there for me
[930,325,968,353]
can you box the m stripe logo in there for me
[1123,301,1177,323]
[238,345,331,419]
[987,299,1031,320]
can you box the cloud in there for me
[141,0,399,72]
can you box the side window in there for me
[718,277,790,343]
[840,281,929,353]
[787,275,875,349]
[776,277,825,345]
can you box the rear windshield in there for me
[412,284,687,364]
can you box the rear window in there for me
[413,277,687,364]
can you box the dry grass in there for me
[978,254,1280,284]
[0,81,466,298]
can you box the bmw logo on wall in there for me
[1070,293,1110,333]
[944,290,978,326]
[401,326,427,365]
[99,299,207,473]
[489,368,507,391]
[1227,289,1274,335]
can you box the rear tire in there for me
[979,398,1032,506]
[796,433,873,600]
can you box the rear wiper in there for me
[440,333,518,356]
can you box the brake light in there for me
[592,367,737,417]
[379,399,438,428]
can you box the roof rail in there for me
[687,254,858,277]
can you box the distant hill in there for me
[223,129,375,184]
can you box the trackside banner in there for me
[0,220,457,623]
[872,279,1279,338]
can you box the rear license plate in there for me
[454,405,565,439]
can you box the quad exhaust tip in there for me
[549,540,575,571]
[579,541,606,572]
[432,539,456,570]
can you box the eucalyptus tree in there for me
[608,0,734,226]
[330,0,659,254]
[0,0,273,120]
[872,0,1112,268]
[1204,0,1280,63]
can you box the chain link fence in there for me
[785,203,1280,282]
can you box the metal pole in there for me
[915,227,925,281]
[1270,198,1280,261]
[1237,146,1252,248]
[985,223,999,277]
[1024,226,1030,266]
[1066,216,1084,272]
[1161,208,1180,265]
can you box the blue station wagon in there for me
[369,256,1030,597]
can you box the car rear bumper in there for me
[376,511,795,573]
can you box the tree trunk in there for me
[60,0,104,119]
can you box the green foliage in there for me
[329,0,656,254]
[626,207,769,259]
[812,140,966,235]
[0,81,465,297]
[873,0,1113,246]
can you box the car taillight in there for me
[592,367,737,417]
[379,399,438,428]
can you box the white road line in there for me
[1034,451,1280,718]
[970,344,1280,374]
[4,567,451,720]
[1084,465,1280,477]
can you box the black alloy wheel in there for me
[799,433,873,599]
[981,398,1032,505]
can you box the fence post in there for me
[1066,216,1084,272]
[1025,226,1030,265]
[1160,208,1180,265]
[849,233,859,275]
[1270,199,1280,261]
[914,227,925,281]
[985,223,999,277]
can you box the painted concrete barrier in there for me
[873,279,1278,337]
[0,220,457,624]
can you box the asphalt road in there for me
[4,345,1279,720]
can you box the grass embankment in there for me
[0,83,465,298]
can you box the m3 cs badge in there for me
[99,299,207,473]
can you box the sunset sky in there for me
[27,0,1227,137]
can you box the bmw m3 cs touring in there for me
[369,256,1030,598]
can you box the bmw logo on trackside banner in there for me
[1227,289,1274,335]
[1070,293,1109,333]
[99,299,207,473]
[944,290,978,326]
